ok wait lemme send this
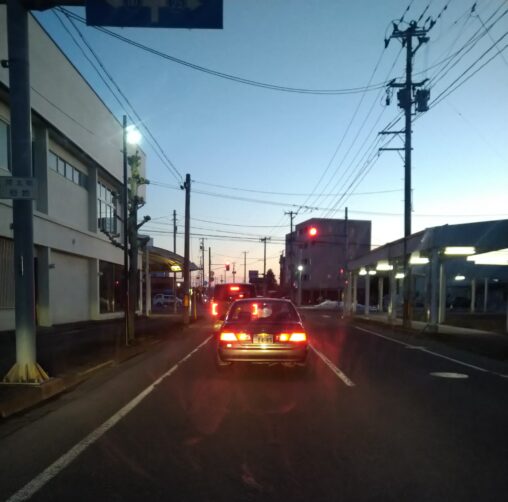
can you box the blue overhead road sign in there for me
[86,0,223,29]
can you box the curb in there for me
[0,339,160,419]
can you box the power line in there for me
[58,8,391,96]
[57,9,183,182]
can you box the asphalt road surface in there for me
[1,311,507,501]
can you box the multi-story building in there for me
[284,217,371,303]
[0,9,146,330]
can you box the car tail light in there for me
[289,332,307,342]
[230,286,240,291]
[211,302,218,316]
[220,332,237,342]
[237,332,252,342]
[279,333,290,342]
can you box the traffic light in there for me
[308,226,318,237]
[225,263,230,271]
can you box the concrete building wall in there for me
[0,7,146,331]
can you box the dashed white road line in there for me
[353,326,508,378]
[6,335,213,502]
[310,344,355,387]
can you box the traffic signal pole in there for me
[260,237,271,295]
[4,0,48,383]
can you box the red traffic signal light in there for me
[308,226,318,237]
[225,263,230,271]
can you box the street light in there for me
[123,116,141,346]
[297,265,303,306]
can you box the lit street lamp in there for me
[297,265,303,307]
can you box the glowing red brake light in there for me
[220,332,237,342]
[211,302,218,316]
[289,332,307,342]
[230,286,240,291]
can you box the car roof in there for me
[231,297,294,304]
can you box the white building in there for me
[0,8,146,331]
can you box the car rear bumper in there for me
[218,344,308,363]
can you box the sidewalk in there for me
[352,312,508,362]
[0,313,187,418]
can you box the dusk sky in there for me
[34,0,508,283]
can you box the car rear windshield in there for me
[213,284,256,302]
[226,300,300,323]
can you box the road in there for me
[1,310,507,501]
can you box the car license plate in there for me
[253,333,273,344]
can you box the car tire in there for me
[215,351,232,371]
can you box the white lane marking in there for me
[310,344,355,387]
[6,336,213,502]
[353,326,507,378]
[430,372,469,379]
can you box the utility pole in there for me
[382,20,431,328]
[208,247,212,294]
[182,174,191,324]
[173,209,177,313]
[242,251,248,283]
[3,0,48,382]
[285,211,296,301]
[200,238,205,289]
[344,207,349,314]
[260,237,271,295]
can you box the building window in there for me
[48,151,58,172]
[0,119,10,172]
[99,260,124,313]
[97,181,118,235]
[49,149,88,189]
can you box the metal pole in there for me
[201,238,205,289]
[243,251,247,283]
[285,211,295,300]
[122,115,130,344]
[208,247,211,295]
[173,209,177,313]
[4,0,48,382]
[483,278,488,313]
[183,174,191,324]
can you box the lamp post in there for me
[122,116,141,345]
[297,265,303,307]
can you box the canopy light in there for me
[410,252,429,265]
[170,264,182,272]
[454,275,466,281]
[297,265,304,272]
[376,261,393,271]
[467,249,508,266]
[368,270,377,276]
[359,268,367,276]
[444,246,476,256]
[395,272,405,279]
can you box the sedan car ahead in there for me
[216,298,308,368]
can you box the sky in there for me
[34,0,508,283]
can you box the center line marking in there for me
[310,344,355,387]
[6,335,213,502]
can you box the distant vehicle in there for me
[210,283,256,330]
[216,298,308,369]
[152,294,182,308]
